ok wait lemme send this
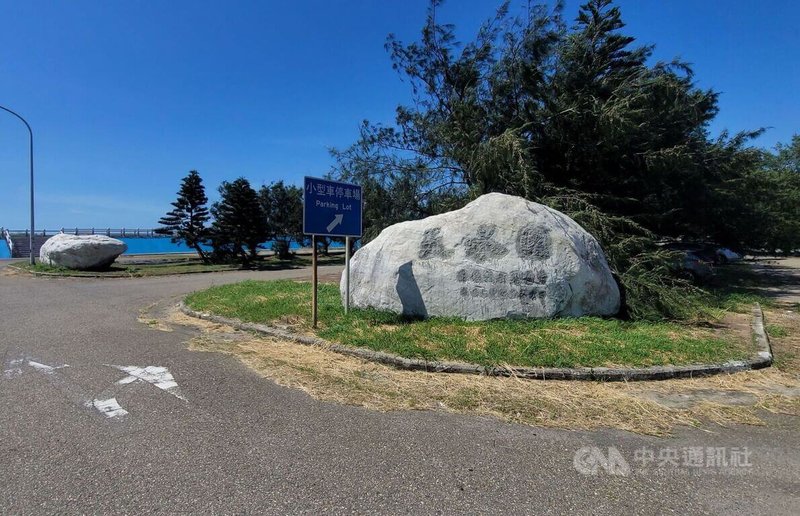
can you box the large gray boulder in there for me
[342,193,620,320]
[40,234,127,270]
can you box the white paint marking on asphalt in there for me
[89,398,129,418]
[27,360,69,374]
[3,358,69,378]
[107,365,187,401]
[2,357,185,420]
[3,359,25,378]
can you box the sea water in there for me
[120,238,313,255]
[0,237,339,258]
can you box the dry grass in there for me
[138,303,175,332]
[1,265,23,277]
[167,307,800,437]
[766,306,800,371]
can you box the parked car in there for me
[715,247,742,264]
[660,242,716,283]
[679,251,714,283]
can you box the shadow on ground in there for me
[712,257,800,306]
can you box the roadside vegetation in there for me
[184,279,758,368]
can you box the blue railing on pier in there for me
[0,228,171,258]
[1,228,166,238]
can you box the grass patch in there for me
[14,251,345,278]
[185,280,752,368]
[766,324,789,338]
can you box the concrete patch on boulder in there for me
[40,234,127,270]
[343,193,620,320]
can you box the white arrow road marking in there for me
[86,365,188,418]
[3,358,69,379]
[108,365,186,401]
[326,213,344,232]
[87,398,129,418]
[2,354,187,421]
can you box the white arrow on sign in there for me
[89,365,187,419]
[326,213,344,232]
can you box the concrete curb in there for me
[178,302,773,382]
[7,264,136,278]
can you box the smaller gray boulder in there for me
[40,234,127,270]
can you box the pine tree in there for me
[258,181,303,259]
[767,134,800,174]
[210,178,269,264]
[156,170,210,263]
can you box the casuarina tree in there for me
[329,0,788,319]
[156,170,210,263]
[210,177,269,264]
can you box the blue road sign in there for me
[303,177,363,237]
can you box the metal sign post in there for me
[311,235,318,327]
[303,177,363,327]
[345,236,351,314]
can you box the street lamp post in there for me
[0,105,35,265]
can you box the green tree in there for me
[259,180,303,259]
[747,134,800,254]
[330,0,778,319]
[331,139,460,242]
[210,178,269,264]
[766,134,800,174]
[156,170,210,263]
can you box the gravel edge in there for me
[178,302,773,382]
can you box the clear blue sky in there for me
[1,0,798,229]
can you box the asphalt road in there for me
[747,256,800,305]
[0,265,798,514]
